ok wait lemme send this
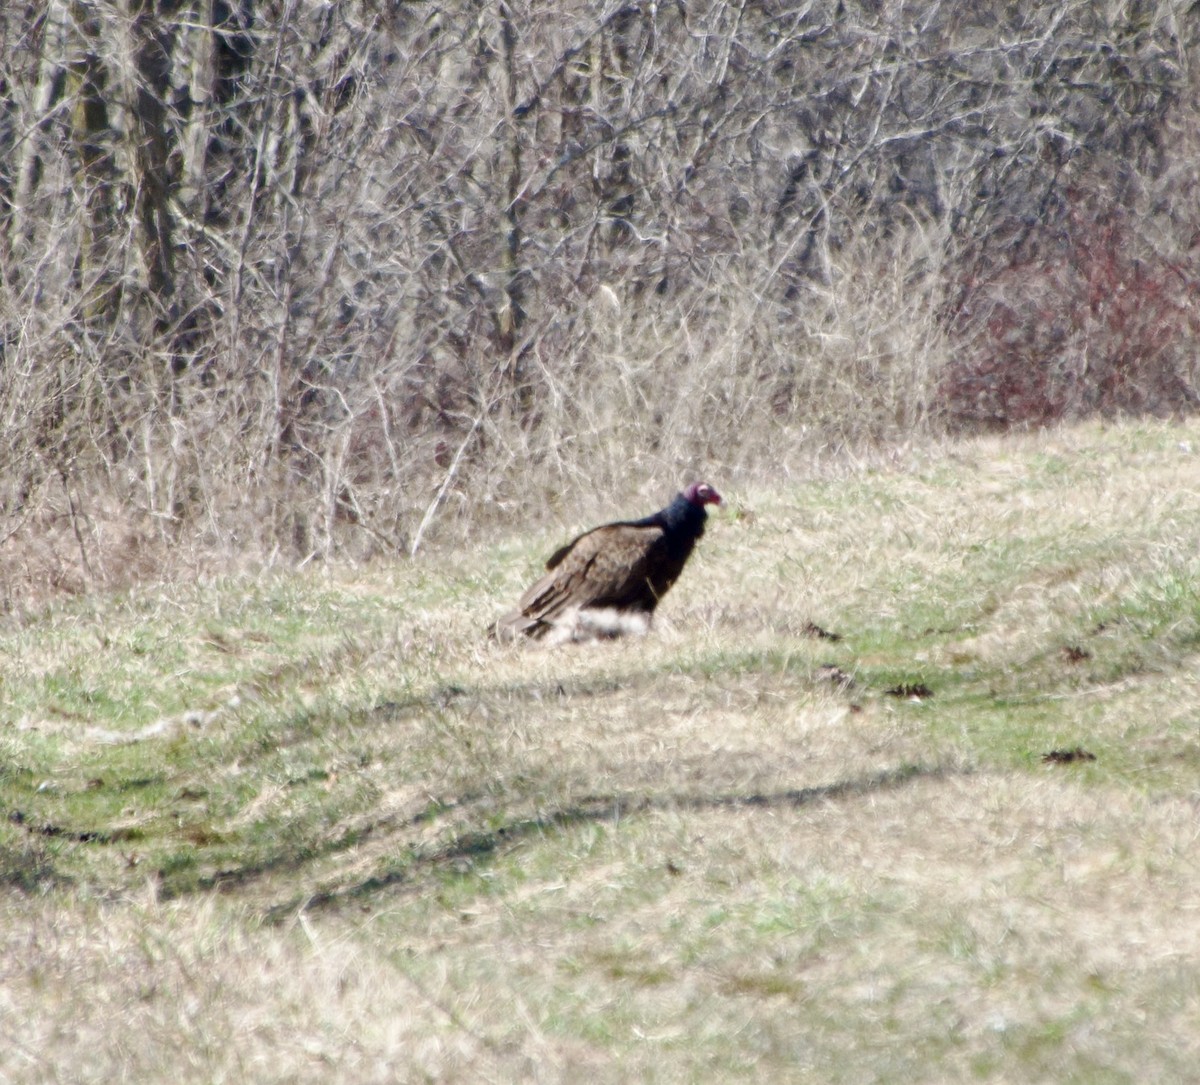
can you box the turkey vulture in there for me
[492,481,723,643]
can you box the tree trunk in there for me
[67,0,119,326]
[497,0,529,412]
[126,0,179,316]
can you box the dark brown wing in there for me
[494,523,666,639]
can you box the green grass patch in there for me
[3,421,1200,1082]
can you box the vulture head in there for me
[683,481,723,508]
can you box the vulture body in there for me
[493,482,722,643]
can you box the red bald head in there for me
[682,481,722,507]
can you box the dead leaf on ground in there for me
[1042,747,1097,765]
[816,663,855,690]
[884,683,934,701]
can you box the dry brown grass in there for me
[2,419,1200,1082]
[7,771,1198,1084]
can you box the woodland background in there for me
[1,0,1198,577]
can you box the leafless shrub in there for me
[0,0,1196,586]
[943,185,1200,428]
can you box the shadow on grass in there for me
[262,760,966,923]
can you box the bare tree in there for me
[0,0,1195,577]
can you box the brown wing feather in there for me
[494,523,665,638]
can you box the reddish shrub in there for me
[940,193,1200,429]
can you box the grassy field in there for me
[3,419,1200,1083]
